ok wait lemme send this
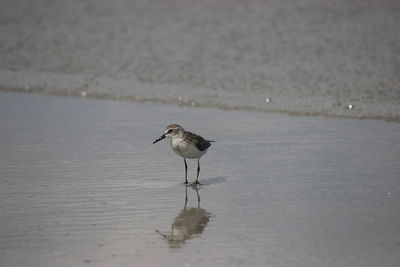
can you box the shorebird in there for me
[153,124,214,186]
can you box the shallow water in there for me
[0,0,399,121]
[1,92,400,267]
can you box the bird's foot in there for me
[189,181,202,187]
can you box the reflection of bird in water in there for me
[156,187,212,248]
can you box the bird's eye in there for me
[167,129,172,133]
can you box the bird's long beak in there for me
[153,134,166,144]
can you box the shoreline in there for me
[1,82,399,123]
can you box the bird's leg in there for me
[184,186,188,210]
[195,187,200,208]
[197,160,200,182]
[184,158,188,184]
[191,159,202,186]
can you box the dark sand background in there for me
[1,92,400,267]
[0,0,399,120]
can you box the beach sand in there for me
[1,91,399,267]
[1,0,399,120]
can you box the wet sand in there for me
[1,91,400,267]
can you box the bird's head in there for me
[153,124,184,144]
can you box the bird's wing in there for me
[185,131,212,151]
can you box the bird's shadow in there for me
[199,177,226,186]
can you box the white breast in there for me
[171,137,207,159]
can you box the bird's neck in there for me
[177,130,185,139]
